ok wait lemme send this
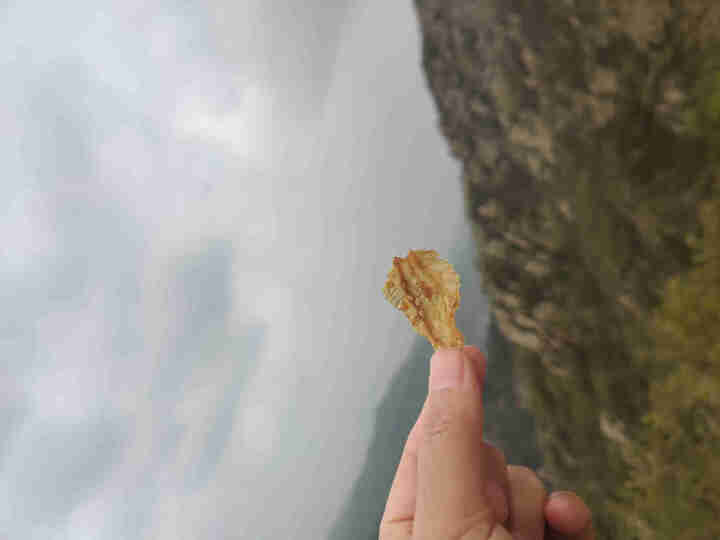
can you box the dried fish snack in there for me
[382,249,465,350]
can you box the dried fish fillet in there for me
[382,250,465,350]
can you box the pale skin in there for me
[380,346,595,540]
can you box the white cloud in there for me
[66,498,113,540]
[0,190,56,274]
[173,84,276,163]
[28,292,110,422]
[237,401,277,461]
[148,16,183,61]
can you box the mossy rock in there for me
[414,1,720,538]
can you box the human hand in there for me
[379,346,595,539]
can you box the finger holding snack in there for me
[380,250,595,540]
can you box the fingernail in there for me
[429,349,465,390]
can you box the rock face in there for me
[414,1,720,538]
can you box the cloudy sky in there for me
[0,1,483,538]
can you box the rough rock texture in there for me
[413,1,720,538]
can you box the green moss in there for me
[692,48,720,154]
[624,193,720,540]
[706,73,720,123]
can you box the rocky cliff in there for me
[414,1,720,538]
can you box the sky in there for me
[0,1,483,538]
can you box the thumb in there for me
[414,348,500,540]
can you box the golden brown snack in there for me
[382,250,465,350]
